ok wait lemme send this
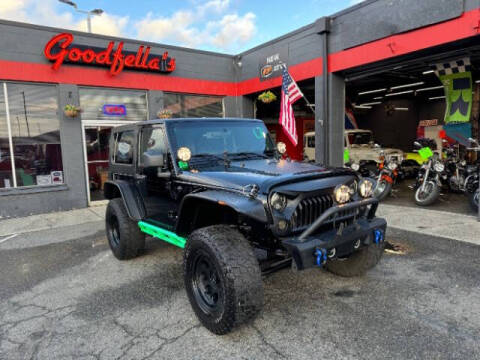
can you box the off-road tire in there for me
[183,225,263,335]
[468,189,479,213]
[414,181,440,206]
[325,242,384,277]
[106,198,145,260]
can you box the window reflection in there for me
[7,83,63,187]
[0,85,13,188]
[164,93,223,118]
[79,88,148,121]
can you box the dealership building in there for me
[0,0,479,217]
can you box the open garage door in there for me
[342,36,480,216]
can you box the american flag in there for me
[279,68,303,146]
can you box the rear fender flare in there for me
[104,180,146,221]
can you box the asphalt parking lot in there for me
[1,223,479,360]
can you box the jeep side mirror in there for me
[142,152,165,168]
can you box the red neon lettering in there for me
[148,58,160,70]
[110,42,125,76]
[95,42,113,64]
[68,48,81,61]
[82,49,95,63]
[44,33,175,75]
[124,54,135,67]
[44,33,73,70]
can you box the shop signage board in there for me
[44,33,176,76]
[103,104,127,116]
[418,119,438,127]
[259,49,288,81]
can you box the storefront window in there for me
[79,88,148,121]
[164,93,224,118]
[0,83,63,188]
[0,85,13,188]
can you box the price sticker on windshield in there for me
[343,148,350,163]
[418,147,433,160]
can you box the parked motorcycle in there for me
[465,138,480,212]
[373,151,401,201]
[413,142,446,206]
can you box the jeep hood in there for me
[179,159,352,193]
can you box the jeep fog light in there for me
[177,147,191,162]
[271,192,287,211]
[359,179,374,198]
[334,185,350,204]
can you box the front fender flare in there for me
[175,190,268,235]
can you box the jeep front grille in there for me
[291,194,359,231]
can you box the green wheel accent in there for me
[138,221,187,248]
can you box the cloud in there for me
[0,0,256,51]
[210,13,256,49]
[135,2,256,51]
[0,0,128,37]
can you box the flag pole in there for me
[282,64,315,114]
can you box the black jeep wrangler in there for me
[104,118,387,334]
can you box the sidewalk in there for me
[376,204,480,246]
[0,203,479,246]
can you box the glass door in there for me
[83,126,112,204]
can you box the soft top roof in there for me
[112,117,263,132]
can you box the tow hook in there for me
[314,248,328,267]
[374,229,384,244]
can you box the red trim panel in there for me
[0,59,237,96]
[0,9,478,96]
[237,57,323,95]
[329,8,480,73]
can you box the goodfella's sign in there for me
[44,33,176,76]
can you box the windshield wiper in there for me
[230,152,269,160]
[190,153,231,168]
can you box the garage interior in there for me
[343,37,480,214]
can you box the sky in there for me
[0,0,364,53]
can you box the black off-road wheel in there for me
[183,225,263,335]
[106,198,145,260]
[469,189,479,213]
[325,242,384,277]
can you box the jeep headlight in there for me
[359,178,374,198]
[351,163,360,171]
[271,192,287,211]
[334,184,351,204]
[434,162,445,172]
[387,162,398,171]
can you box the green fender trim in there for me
[138,221,187,249]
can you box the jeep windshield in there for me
[166,120,276,165]
[348,132,373,146]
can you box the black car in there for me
[104,118,387,334]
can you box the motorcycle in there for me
[413,142,446,206]
[373,151,401,201]
[465,138,480,212]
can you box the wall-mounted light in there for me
[429,96,446,100]
[394,107,409,111]
[354,105,372,109]
[373,96,383,100]
[422,70,435,75]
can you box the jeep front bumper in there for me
[281,198,387,270]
